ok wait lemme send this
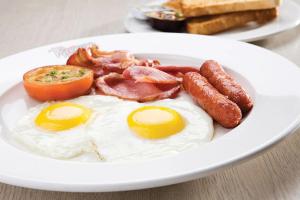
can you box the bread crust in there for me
[164,0,280,17]
[187,8,278,35]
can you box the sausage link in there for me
[200,60,253,114]
[183,72,242,128]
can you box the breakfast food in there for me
[13,96,97,159]
[67,45,159,77]
[13,95,214,161]
[122,66,181,84]
[165,0,280,17]
[163,0,182,12]
[128,105,185,139]
[200,60,253,113]
[35,102,92,131]
[96,72,181,102]
[23,65,93,101]
[183,72,242,128]
[153,65,199,76]
[143,0,280,34]
[18,44,253,162]
[187,8,278,35]
[88,95,213,162]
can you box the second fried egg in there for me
[88,94,214,162]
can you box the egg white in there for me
[12,95,120,160]
[87,93,214,162]
[13,94,214,162]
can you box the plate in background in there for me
[124,0,300,42]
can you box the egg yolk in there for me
[35,102,91,131]
[127,106,185,139]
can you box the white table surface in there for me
[0,0,300,199]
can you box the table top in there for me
[0,0,300,199]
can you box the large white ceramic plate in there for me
[0,33,300,192]
[124,0,300,42]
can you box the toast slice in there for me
[164,0,280,17]
[187,8,278,35]
[163,0,182,13]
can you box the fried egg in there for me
[13,94,214,162]
[12,95,120,159]
[87,94,214,162]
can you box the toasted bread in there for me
[187,8,278,35]
[164,0,280,17]
[163,0,182,12]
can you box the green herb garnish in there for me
[49,70,57,76]
[79,69,85,76]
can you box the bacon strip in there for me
[67,45,160,77]
[123,66,181,84]
[67,47,135,73]
[67,47,95,67]
[153,66,199,74]
[95,73,181,102]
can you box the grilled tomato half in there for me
[23,65,93,101]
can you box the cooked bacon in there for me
[67,47,95,67]
[67,45,160,77]
[67,47,133,73]
[153,66,199,74]
[136,59,160,67]
[90,45,160,67]
[95,73,181,102]
[122,66,181,84]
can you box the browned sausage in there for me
[200,60,253,114]
[183,72,242,128]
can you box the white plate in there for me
[124,0,300,42]
[0,33,300,192]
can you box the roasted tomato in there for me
[23,65,94,101]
